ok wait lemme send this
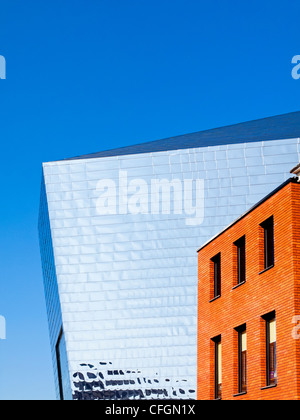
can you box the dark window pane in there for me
[235,236,246,285]
[269,342,276,385]
[267,318,277,386]
[263,313,276,387]
[241,350,247,392]
[261,217,274,269]
[212,253,221,298]
[236,325,247,394]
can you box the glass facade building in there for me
[38,112,300,400]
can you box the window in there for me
[234,236,246,285]
[260,216,274,270]
[236,325,247,393]
[211,253,221,298]
[213,335,222,399]
[263,312,277,387]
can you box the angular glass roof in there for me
[62,111,300,161]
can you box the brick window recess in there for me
[233,236,246,287]
[210,336,221,400]
[233,325,247,395]
[210,253,221,300]
[259,216,274,272]
[260,311,276,388]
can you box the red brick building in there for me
[197,175,300,400]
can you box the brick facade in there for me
[197,178,300,400]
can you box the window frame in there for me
[260,216,274,271]
[236,324,247,394]
[211,253,221,299]
[262,311,277,388]
[234,236,246,286]
[212,335,222,400]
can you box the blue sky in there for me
[0,0,299,399]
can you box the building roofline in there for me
[196,176,299,253]
[48,110,300,163]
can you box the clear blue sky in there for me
[0,0,299,399]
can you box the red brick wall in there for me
[291,183,300,397]
[197,181,300,400]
